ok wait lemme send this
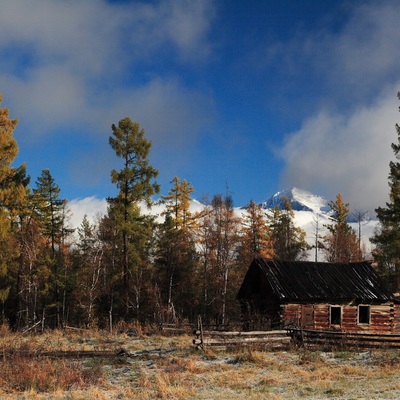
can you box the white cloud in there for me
[278,88,399,212]
[67,196,107,230]
[260,1,400,110]
[273,1,400,212]
[0,0,216,138]
[3,67,86,135]
[329,2,400,89]
[99,78,215,143]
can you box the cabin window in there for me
[330,306,342,325]
[358,305,370,324]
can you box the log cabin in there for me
[237,258,400,333]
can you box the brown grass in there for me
[0,328,399,399]
[0,355,103,392]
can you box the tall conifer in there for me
[32,169,68,327]
[371,92,400,291]
[108,117,159,320]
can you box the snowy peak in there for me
[261,187,331,214]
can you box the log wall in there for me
[282,302,400,334]
[394,303,400,333]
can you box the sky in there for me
[1,0,400,227]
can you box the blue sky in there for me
[1,0,400,222]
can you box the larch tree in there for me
[268,197,310,260]
[108,117,159,320]
[197,194,241,326]
[371,92,400,291]
[155,177,197,322]
[161,176,195,230]
[0,93,29,324]
[16,204,48,328]
[323,193,360,263]
[194,197,214,322]
[72,215,104,327]
[237,200,274,266]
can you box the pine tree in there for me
[108,117,159,320]
[371,92,400,291]
[268,197,310,260]
[323,193,360,263]
[32,169,68,327]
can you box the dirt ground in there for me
[0,329,400,399]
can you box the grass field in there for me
[0,326,399,399]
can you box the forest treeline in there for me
[0,92,391,331]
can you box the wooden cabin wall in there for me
[281,303,398,333]
[313,305,328,330]
[281,304,301,327]
[368,304,394,334]
[393,304,400,334]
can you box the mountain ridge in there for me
[260,187,332,215]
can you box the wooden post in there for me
[198,315,204,350]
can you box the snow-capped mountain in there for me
[260,187,332,215]
[68,187,378,261]
[257,187,377,260]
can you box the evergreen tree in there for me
[323,193,360,263]
[32,169,68,327]
[268,197,310,260]
[108,117,159,320]
[371,92,400,291]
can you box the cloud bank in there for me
[277,1,400,211]
[0,0,216,196]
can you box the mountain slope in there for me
[261,187,331,214]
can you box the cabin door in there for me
[301,305,314,328]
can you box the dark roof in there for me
[237,258,394,303]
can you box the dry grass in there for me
[0,355,103,392]
[0,327,399,399]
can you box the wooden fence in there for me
[192,326,400,350]
[192,329,291,349]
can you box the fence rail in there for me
[192,329,291,349]
[287,328,400,349]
